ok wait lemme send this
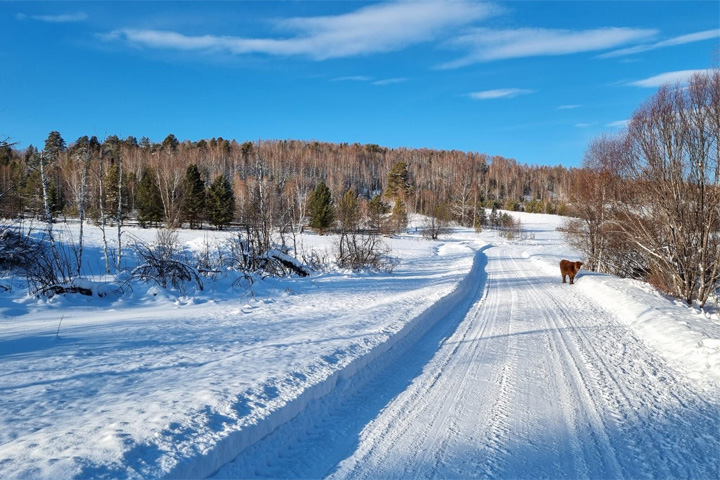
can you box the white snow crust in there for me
[1,212,718,479]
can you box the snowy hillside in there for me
[1,212,719,479]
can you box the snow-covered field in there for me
[1,212,719,479]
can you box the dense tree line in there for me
[0,134,575,231]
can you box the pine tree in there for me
[136,168,164,227]
[182,164,206,228]
[207,174,235,230]
[308,181,334,233]
[0,141,12,166]
[337,189,360,233]
[368,194,389,232]
[162,134,179,152]
[390,197,408,233]
[43,131,66,160]
[42,131,66,216]
[385,161,410,200]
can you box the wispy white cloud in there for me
[600,29,720,58]
[16,12,88,23]
[470,88,533,100]
[101,1,497,60]
[441,27,656,68]
[329,76,407,86]
[607,120,629,128]
[372,78,407,86]
[331,76,373,82]
[558,104,582,110]
[630,68,714,88]
[575,123,592,128]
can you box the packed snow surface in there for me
[1,212,719,479]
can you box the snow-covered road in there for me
[3,215,719,479]
[216,241,720,479]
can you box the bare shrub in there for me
[335,231,395,272]
[422,203,451,240]
[0,224,78,295]
[0,226,36,273]
[195,235,226,277]
[498,215,534,241]
[301,248,331,273]
[131,230,204,291]
[228,231,310,278]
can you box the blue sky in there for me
[1,1,718,167]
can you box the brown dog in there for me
[560,259,583,285]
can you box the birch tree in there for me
[617,70,720,306]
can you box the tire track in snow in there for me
[329,244,720,479]
[507,252,720,479]
[408,253,515,479]
[212,240,720,479]
[210,245,491,479]
[508,254,623,479]
[546,281,720,478]
[325,246,506,479]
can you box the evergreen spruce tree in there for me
[23,168,44,215]
[182,164,206,228]
[308,181,334,233]
[136,168,164,227]
[489,205,499,228]
[474,206,487,232]
[48,180,65,215]
[104,164,122,216]
[207,174,235,230]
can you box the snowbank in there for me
[0,223,482,479]
[509,210,720,390]
[3,213,719,479]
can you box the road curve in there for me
[213,242,720,479]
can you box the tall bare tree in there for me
[616,70,720,306]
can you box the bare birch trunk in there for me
[39,152,54,243]
[98,150,110,275]
[116,152,123,272]
[76,148,90,275]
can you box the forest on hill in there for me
[1,70,718,307]
[0,133,573,231]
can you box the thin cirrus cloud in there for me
[330,76,407,86]
[630,68,714,88]
[441,27,657,68]
[100,1,497,60]
[470,88,533,100]
[372,78,407,86]
[16,12,88,23]
[607,120,629,128]
[330,76,373,82]
[599,29,720,58]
